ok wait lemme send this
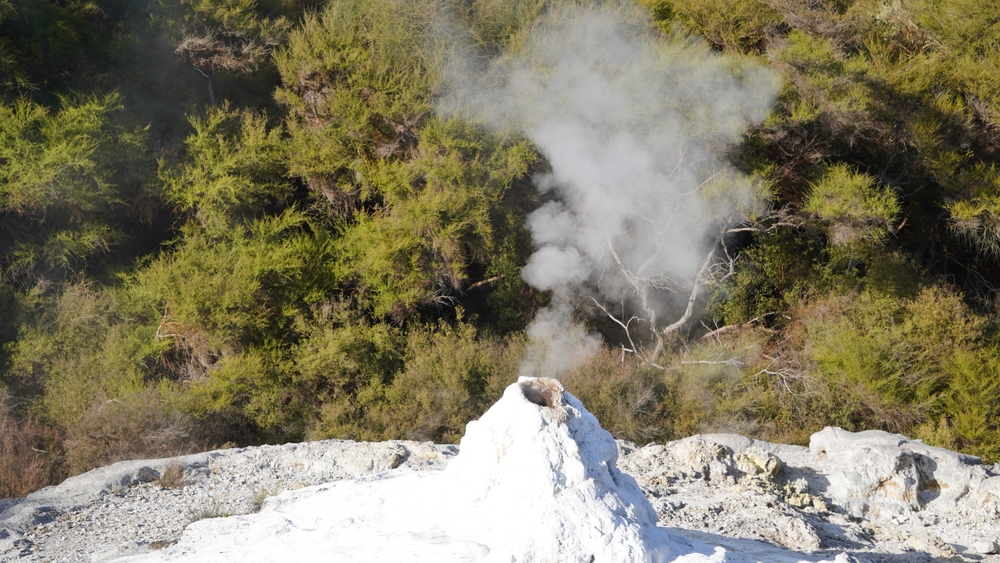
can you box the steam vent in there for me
[117,377,741,563]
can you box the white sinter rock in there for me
[445,377,678,562]
[111,378,743,563]
[810,427,993,518]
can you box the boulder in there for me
[810,427,990,518]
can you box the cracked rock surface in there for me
[619,432,1000,562]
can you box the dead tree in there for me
[592,205,798,368]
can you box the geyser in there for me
[115,378,733,563]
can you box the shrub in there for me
[789,284,988,437]
[131,210,328,354]
[661,331,772,438]
[706,228,820,326]
[300,317,519,443]
[561,348,671,444]
[917,349,1000,463]
[160,105,292,233]
[7,283,162,430]
[804,163,900,246]
[63,388,205,475]
[373,321,520,443]
[0,401,55,497]
[155,462,187,489]
[0,94,150,285]
[290,306,406,441]
[641,0,785,54]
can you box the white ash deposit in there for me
[0,378,997,563]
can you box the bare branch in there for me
[591,297,645,363]
[467,275,505,291]
[700,312,779,340]
[660,239,718,338]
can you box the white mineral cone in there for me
[445,377,672,562]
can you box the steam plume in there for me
[441,2,779,377]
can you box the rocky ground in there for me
[0,440,457,562]
[1,427,998,562]
[619,430,1000,563]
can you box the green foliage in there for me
[920,348,1000,461]
[0,94,149,282]
[371,320,519,442]
[161,105,291,232]
[945,164,1000,258]
[274,0,539,319]
[708,229,820,325]
[0,96,119,214]
[3,0,1000,494]
[132,210,327,352]
[799,286,984,431]
[459,0,549,54]
[805,163,900,246]
[642,0,785,53]
[6,284,162,430]
[293,313,518,443]
[0,0,112,94]
[181,345,291,434]
[274,0,438,182]
[171,0,291,77]
[331,118,537,318]
[562,348,671,443]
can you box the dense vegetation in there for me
[1,0,999,496]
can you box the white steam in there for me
[441,2,779,377]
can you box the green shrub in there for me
[641,0,785,54]
[0,94,149,283]
[662,331,769,438]
[373,321,520,442]
[7,284,162,429]
[796,285,986,433]
[131,210,328,353]
[274,0,438,182]
[921,349,1000,463]
[298,315,518,443]
[160,105,292,233]
[804,163,900,246]
[707,229,820,326]
[330,118,536,318]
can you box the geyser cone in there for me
[445,377,666,562]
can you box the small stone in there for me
[972,540,1000,554]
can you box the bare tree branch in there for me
[590,297,645,362]
[467,275,504,291]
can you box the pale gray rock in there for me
[973,540,1000,554]
[810,427,992,518]
[112,378,722,563]
[976,476,1000,508]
